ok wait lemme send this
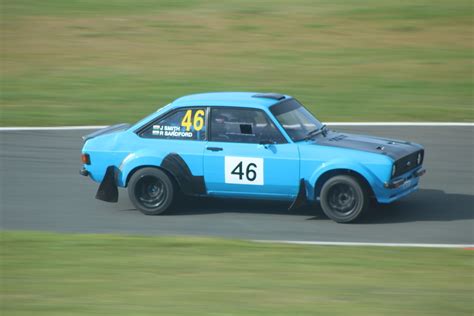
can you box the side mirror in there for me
[259,139,276,147]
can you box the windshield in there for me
[270,99,323,142]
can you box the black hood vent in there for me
[328,134,347,142]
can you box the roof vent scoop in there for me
[252,93,286,100]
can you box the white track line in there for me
[0,122,472,131]
[0,126,107,131]
[254,240,474,249]
[329,122,474,127]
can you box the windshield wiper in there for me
[304,124,327,140]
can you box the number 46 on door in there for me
[224,156,264,185]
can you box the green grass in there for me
[1,231,473,315]
[1,0,473,125]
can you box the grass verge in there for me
[1,231,473,315]
[1,0,473,125]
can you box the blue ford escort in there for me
[80,92,425,223]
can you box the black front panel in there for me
[313,131,424,161]
[393,149,424,178]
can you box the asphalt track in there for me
[1,126,473,244]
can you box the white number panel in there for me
[224,156,264,185]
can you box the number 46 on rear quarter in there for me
[80,92,426,223]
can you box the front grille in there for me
[393,150,424,178]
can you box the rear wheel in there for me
[319,175,368,223]
[128,168,174,215]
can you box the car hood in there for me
[312,130,423,161]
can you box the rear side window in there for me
[210,108,286,144]
[140,108,206,141]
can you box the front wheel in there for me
[128,168,175,215]
[319,175,368,223]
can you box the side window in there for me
[140,108,206,140]
[210,108,286,144]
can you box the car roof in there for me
[170,92,292,109]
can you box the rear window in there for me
[139,108,206,141]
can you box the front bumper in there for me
[384,168,426,189]
[375,167,426,204]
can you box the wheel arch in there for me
[313,168,375,200]
[125,165,176,188]
[122,153,206,196]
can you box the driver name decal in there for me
[152,125,193,138]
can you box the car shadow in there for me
[162,189,473,223]
[359,189,474,224]
[166,197,316,217]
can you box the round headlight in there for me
[417,152,422,165]
[391,164,396,176]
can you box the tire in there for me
[319,175,368,223]
[127,168,175,215]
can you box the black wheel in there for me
[127,168,174,215]
[319,175,368,223]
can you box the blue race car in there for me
[80,92,425,223]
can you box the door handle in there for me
[206,147,223,152]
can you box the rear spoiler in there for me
[82,123,130,141]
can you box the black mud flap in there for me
[288,179,307,211]
[95,166,119,203]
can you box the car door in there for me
[203,107,300,199]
